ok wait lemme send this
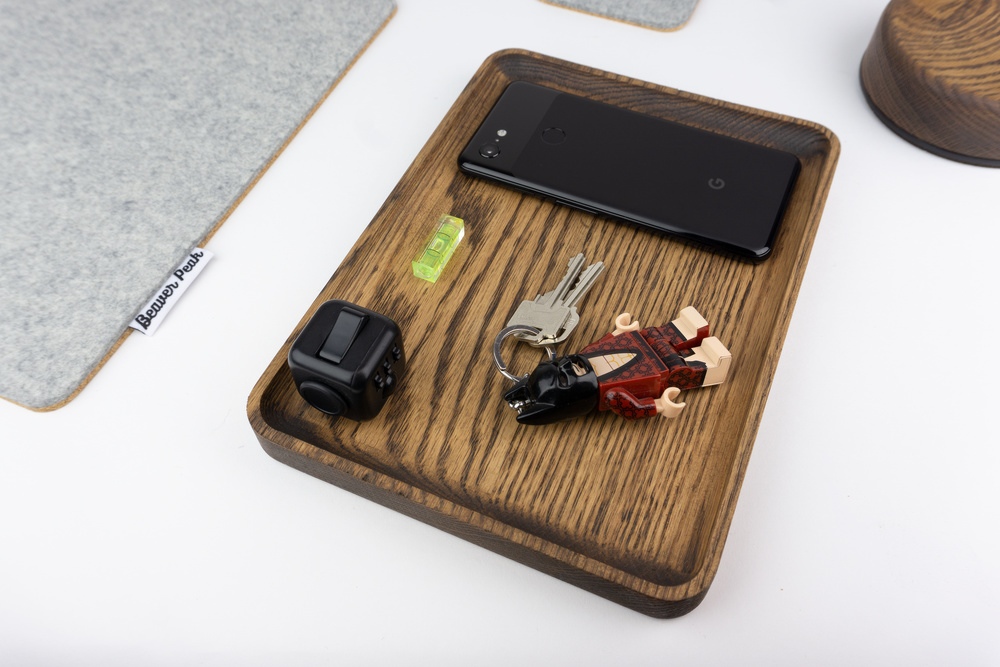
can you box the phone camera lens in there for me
[479,143,500,158]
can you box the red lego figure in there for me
[503,307,732,425]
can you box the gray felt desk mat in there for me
[0,0,395,409]
[544,0,698,31]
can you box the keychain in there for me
[494,306,732,425]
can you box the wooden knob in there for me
[860,0,1000,166]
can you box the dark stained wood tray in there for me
[247,50,839,617]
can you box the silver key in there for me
[506,252,605,346]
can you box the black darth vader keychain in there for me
[493,307,733,425]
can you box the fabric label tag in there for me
[129,249,214,336]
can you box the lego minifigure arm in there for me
[604,389,658,420]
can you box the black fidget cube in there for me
[287,300,405,421]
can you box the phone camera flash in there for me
[497,129,507,137]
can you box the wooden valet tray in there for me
[248,50,839,617]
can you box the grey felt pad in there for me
[0,0,395,409]
[544,0,698,30]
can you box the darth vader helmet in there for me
[503,354,599,425]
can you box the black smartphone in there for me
[458,81,800,260]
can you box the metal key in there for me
[506,252,605,346]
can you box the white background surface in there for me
[3,0,998,664]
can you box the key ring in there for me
[493,325,557,383]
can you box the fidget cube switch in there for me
[288,300,405,421]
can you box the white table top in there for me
[3,1,998,664]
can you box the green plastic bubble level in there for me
[412,214,465,283]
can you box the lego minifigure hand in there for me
[612,312,641,336]
[654,386,686,418]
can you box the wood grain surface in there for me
[861,0,1000,165]
[247,50,839,617]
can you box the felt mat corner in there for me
[542,0,699,31]
[0,0,395,410]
